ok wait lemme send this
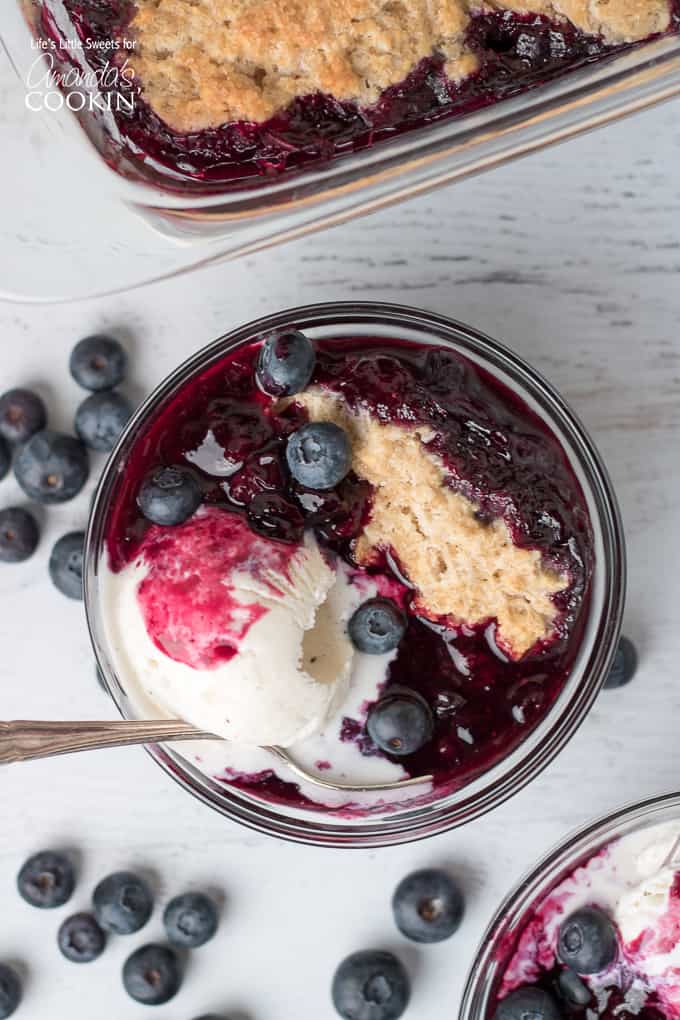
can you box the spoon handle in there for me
[0,719,213,764]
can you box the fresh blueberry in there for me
[137,465,202,526]
[348,599,406,655]
[392,868,464,944]
[495,987,562,1020]
[557,906,617,974]
[122,944,181,1005]
[332,950,410,1020]
[557,968,592,1006]
[58,912,106,963]
[0,387,47,445]
[286,422,351,491]
[0,437,9,481]
[74,390,132,452]
[604,635,638,690]
[0,508,39,563]
[367,686,434,757]
[0,964,21,1019]
[14,430,89,504]
[49,532,85,599]
[163,892,218,949]
[17,850,75,908]
[257,330,316,396]
[70,335,127,391]
[93,871,153,935]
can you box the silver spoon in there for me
[0,719,433,794]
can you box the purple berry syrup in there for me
[104,335,594,812]
[35,1,679,190]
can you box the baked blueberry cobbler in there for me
[100,329,594,814]
[34,0,678,187]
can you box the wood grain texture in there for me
[0,66,678,1020]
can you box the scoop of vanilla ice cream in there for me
[101,527,354,747]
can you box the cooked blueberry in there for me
[0,508,39,563]
[163,892,218,949]
[49,532,85,600]
[137,465,202,526]
[14,430,88,504]
[286,422,351,491]
[58,912,106,963]
[0,387,46,445]
[257,330,315,396]
[0,963,21,1019]
[392,868,464,943]
[604,635,638,690]
[367,686,434,757]
[122,944,181,1005]
[495,987,561,1020]
[557,906,617,974]
[17,850,75,908]
[246,491,305,544]
[93,871,153,935]
[0,438,9,481]
[70,335,127,391]
[74,391,132,452]
[348,599,406,655]
[557,968,592,1006]
[332,950,409,1020]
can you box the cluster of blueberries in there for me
[497,905,620,1019]
[0,336,132,597]
[0,849,222,1017]
[0,852,466,1020]
[135,330,436,758]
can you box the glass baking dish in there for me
[2,4,680,302]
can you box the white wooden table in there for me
[0,87,679,1019]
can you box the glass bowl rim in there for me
[84,300,626,848]
[459,789,680,1019]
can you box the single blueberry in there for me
[348,598,406,655]
[70,335,127,391]
[332,950,410,1020]
[286,422,351,490]
[392,868,464,943]
[495,987,562,1020]
[163,892,218,949]
[557,906,617,974]
[93,871,153,935]
[137,465,202,526]
[75,390,132,452]
[366,686,434,757]
[17,850,75,908]
[0,388,47,445]
[604,636,638,690]
[58,912,106,963]
[557,968,592,1006]
[14,430,89,504]
[0,437,10,481]
[0,508,40,563]
[257,330,316,396]
[122,944,181,1005]
[0,964,21,1019]
[49,531,85,600]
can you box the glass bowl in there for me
[84,301,625,848]
[459,791,680,1019]
[2,4,679,301]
